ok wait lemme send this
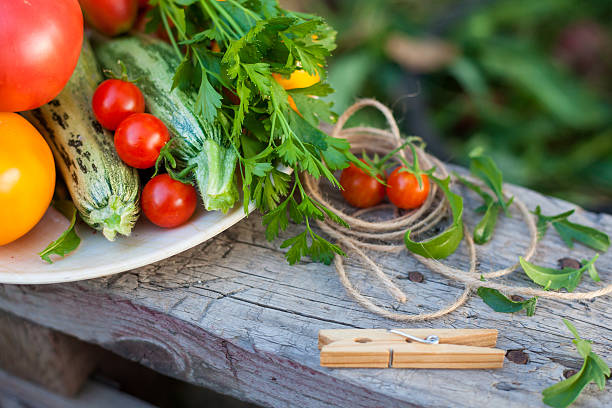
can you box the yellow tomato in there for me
[272,69,321,90]
[0,113,55,246]
[273,70,321,114]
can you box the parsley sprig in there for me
[148,0,364,264]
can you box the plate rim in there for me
[0,202,256,285]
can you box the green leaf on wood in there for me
[477,287,538,316]
[468,147,511,215]
[542,319,610,408]
[455,170,512,245]
[39,200,81,264]
[519,255,599,292]
[533,206,610,252]
[404,176,464,259]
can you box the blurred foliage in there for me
[287,0,612,211]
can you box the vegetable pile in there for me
[2,0,364,263]
[91,0,370,264]
[0,1,609,407]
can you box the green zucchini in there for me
[93,35,239,213]
[24,40,140,241]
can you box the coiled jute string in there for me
[303,99,612,321]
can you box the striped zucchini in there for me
[24,40,140,241]
[93,35,239,213]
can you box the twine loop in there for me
[304,99,612,321]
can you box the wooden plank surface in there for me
[0,168,611,408]
[0,369,155,408]
[0,310,98,396]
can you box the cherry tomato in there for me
[340,160,385,208]
[0,113,56,246]
[114,114,169,169]
[92,79,145,130]
[79,0,138,37]
[134,5,172,42]
[142,174,198,228]
[0,0,83,112]
[386,167,430,210]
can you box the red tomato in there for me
[114,114,169,169]
[92,79,145,130]
[0,0,83,112]
[79,0,138,37]
[340,160,385,208]
[386,168,430,210]
[138,0,149,7]
[142,174,198,228]
[134,5,172,42]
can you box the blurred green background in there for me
[283,0,612,212]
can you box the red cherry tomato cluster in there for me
[93,79,197,229]
[340,148,431,210]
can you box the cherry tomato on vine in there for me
[340,159,386,208]
[92,79,145,131]
[142,174,198,228]
[0,0,83,112]
[114,113,169,169]
[386,168,430,210]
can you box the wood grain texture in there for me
[0,166,611,408]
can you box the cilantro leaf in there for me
[533,206,610,252]
[263,199,290,241]
[542,319,610,408]
[195,74,223,124]
[39,201,81,264]
[290,93,336,125]
[477,287,538,316]
[519,255,599,292]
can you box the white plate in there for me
[0,203,255,284]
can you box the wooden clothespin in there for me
[319,328,505,369]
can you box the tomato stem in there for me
[397,141,436,190]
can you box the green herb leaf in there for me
[404,176,464,259]
[542,319,610,408]
[533,206,610,252]
[519,255,599,292]
[468,147,511,215]
[455,172,509,245]
[455,148,513,245]
[582,259,601,282]
[473,203,502,245]
[477,287,538,316]
[39,201,81,264]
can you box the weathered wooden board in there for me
[0,169,610,408]
[0,369,155,408]
[0,310,98,396]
